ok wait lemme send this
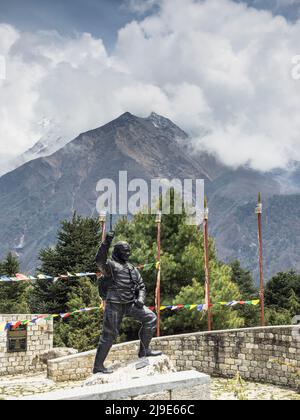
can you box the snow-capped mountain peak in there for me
[0,118,70,176]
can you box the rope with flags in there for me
[0,262,157,283]
[149,299,260,312]
[0,305,104,332]
[0,299,260,332]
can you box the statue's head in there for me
[112,241,131,263]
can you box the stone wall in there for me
[48,325,300,389]
[0,315,53,377]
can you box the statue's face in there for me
[113,242,131,262]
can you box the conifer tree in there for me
[230,260,259,327]
[265,271,300,325]
[29,213,102,350]
[2,252,20,276]
[288,289,300,317]
[38,212,101,276]
[114,191,244,337]
[0,252,30,313]
[265,271,300,312]
[53,278,103,351]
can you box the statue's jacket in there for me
[96,239,146,304]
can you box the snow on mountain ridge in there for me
[0,118,70,177]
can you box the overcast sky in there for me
[0,0,137,49]
[1,0,300,171]
[1,0,300,45]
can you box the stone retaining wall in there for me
[48,325,300,389]
[0,315,53,377]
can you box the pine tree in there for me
[38,212,101,276]
[287,289,300,317]
[229,260,259,327]
[29,213,103,350]
[31,213,101,312]
[265,307,292,326]
[0,253,30,313]
[162,264,245,335]
[2,252,19,276]
[230,260,257,297]
[53,278,103,351]
[265,271,300,312]
[265,270,300,324]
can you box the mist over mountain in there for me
[0,118,70,177]
[0,112,299,283]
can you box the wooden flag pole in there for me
[155,210,162,337]
[256,192,265,326]
[109,194,113,232]
[203,197,212,331]
[99,211,106,242]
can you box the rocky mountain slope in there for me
[0,112,209,273]
[0,112,299,282]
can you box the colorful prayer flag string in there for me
[0,300,259,332]
[158,299,260,312]
[0,306,104,332]
[0,263,158,283]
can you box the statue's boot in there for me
[93,365,114,374]
[93,341,114,374]
[138,348,163,358]
[138,326,162,358]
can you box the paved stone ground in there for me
[211,377,300,400]
[0,373,81,400]
[0,373,299,400]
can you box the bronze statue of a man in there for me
[93,232,162,374]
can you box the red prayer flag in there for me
[16,273,29,280]
[12,321,21,330]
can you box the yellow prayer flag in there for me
[189,304,197,310]
[252,300,260,306]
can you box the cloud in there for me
[0,0,300,171]
[117,0,300,170]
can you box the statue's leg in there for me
[128,304,162,358]
[93,302,124,374]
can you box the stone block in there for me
[171,384,210,400]
[133,391,171,400]
[20,371,210,401]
